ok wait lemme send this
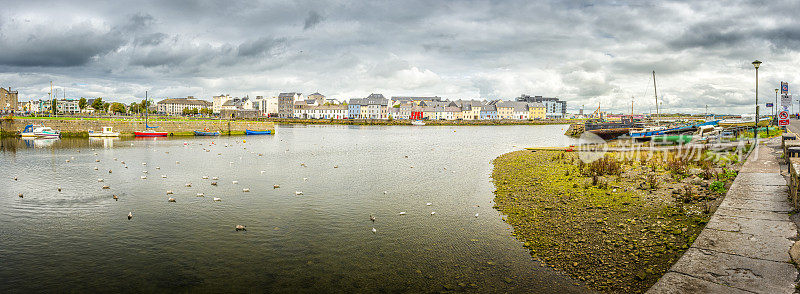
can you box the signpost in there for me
[782,94,792,111]
[779,110,790,126]
[767,102,774,107]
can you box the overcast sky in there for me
[1,0,799,114]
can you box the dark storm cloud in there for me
[124,12,155,31]
[237,37,286,57]
[0,21,125,67]
[303,11,323,30]
[1,0,799,114]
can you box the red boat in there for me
[134,91,168,137]
[134,131,168,137]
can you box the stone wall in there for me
[0,118,274,136]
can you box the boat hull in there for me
[650,135,693,144]
[194,131,220,136]
[588,128,632,140]
[134,131,168,137]
[245,129,272,135]
[88,133,120,137]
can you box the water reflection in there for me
[0,125,588,293]
[88,137,120,149]
[22,137,58,148]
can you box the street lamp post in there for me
[774,88,779,126]
[753,60,761,141]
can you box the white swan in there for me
[295,191,303,195]
[168,197,176,202]
[213,197,221,201]
[128,212,132,220]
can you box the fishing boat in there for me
[88,126,120,137]
[719,115,771,127]
[194,130,220,136]
[630,120,719,140]
[245,129,272,135]
[584,117,638,140]
[134,91,168,137]
[411,120,425,126]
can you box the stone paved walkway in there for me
[648,139,799,293]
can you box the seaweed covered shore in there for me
[492,149,744,293]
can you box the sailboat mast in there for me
[145,91,148,127]
[653,70,659,123]
[631,96,634,116]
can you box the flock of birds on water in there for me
[11,138,483,234]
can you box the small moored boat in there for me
[411,120,425,126]
[134,130,168,137]
[194,130,220,136]
[88,126,120,137]
[134,91,168,137]
[245,129,272,135]
[20,125,38,137]
[33,126,61,138]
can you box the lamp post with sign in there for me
[753,60,761,141]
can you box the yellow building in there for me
[528,102,546,119]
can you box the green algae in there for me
[492,150,734,293]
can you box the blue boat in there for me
[630,120,719,140]
[245,129,272,135]
[194,130,220,136]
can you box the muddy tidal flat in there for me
[492,149,742,293]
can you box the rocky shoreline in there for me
[491,149,744,293]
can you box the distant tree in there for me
[129,102,139,114]
[78,98,87,111]
[51,99,57,115]
[200,108,212,116]
[139,99,151,114]
[102,102,110,112]
[109,102,126,114]
[91,98,104,111]
[182,108,191,116]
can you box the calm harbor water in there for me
[0,124,585,293]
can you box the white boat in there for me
[22,124,60,138]
[411,120,425,126]
[34,126,61,138]
[88,126,120,137]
